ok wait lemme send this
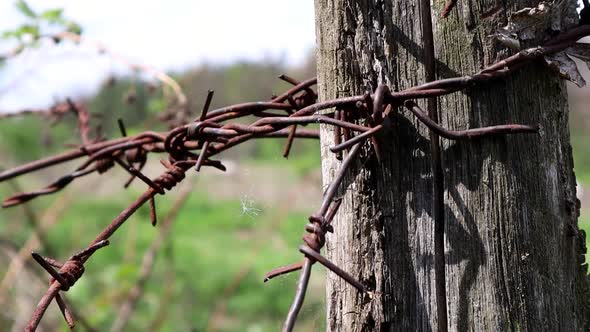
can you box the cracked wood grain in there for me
[315,0,589,331]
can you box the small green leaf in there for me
[1,30,17,39]
[15,24,39,40]
[15,0,37,19]
[40,8,64,23]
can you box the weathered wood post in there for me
[314,0,589,330]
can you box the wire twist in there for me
[153,162,186,194]
[95,158,114,174]
[55,259,85,291]
[302,214,332,253]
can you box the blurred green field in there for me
[49,190,324,331]
[1,62,590,331]
[0,134,326,331]
[0,60,328,331]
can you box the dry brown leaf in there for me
[545,43,590,87]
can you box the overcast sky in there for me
[0,0,316,112]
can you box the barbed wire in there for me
[1,23,589,332]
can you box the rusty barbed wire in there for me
[0,23,589,332]
[28,240,110,330]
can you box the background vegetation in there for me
[0,2,589,331]
[0,58,329,331]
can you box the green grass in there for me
[3,188,325,331]
[245,135,321,178]
[0,116,75,163]
[0,100,326,331]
